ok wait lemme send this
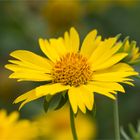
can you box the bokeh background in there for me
[0,0,140,139]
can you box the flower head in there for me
[121,39,140,64]
[5,27,138,113]
[0,109,38,140]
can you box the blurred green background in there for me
[0,0,140,139]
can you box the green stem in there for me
[70,106,78,140]
[114,94,120,140]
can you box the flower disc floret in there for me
[52,52,92,87]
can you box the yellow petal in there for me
[105,37,118,48]
[68,86,94,114]
[70,27,80,52]
[124,40,130,51]
[64,27,80,52]
[88,41,106,64]
[5,50,54,82]
[8,72,52,81]
[13,89,43,110]
[9,50,53,71]
[90,42,122,69]
[36,83,70,96]
[5,64,50,74]
[91,53,128,71]
[93,71,137,82]
[5,64,52,81]
[81,85,94,111]
[89,37,118,64]
[68,88,78,113]
[68,87,85,113]
[7,59,52,73]
[123,81,134,86]
[49,38,67,56]
[39,38,60,62]
[88,81,125,93]
[100,63,134,72]
[86,84,116,100]
[14,89,35,104]
[92,63,138,82]
[80,29,100,57]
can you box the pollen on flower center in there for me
[52,53,92,87]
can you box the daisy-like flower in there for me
[121,39,140,64]
[5,27,138,114]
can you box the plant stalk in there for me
[70,106,78,140]
[114,94,120,140]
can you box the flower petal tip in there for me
[13,99,18,104]
[4,64,9,69]
[18,106,22,111]
[12,101,15,104]
[82,110,87,114]
[71,107,78,114]
[70,26,76,31]
[38,38,44,43]
[9,50,18,56]
[9,74,14,79]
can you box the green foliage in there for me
[121,121,140,140]
[43,92,68,113]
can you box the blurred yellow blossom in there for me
[0,109,38,140]
[34,105,96,140]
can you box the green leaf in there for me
[128,59,140,65]
[119,36,129,52]
[123,36,130,43]
[115,33,121,40]
[130,41,137,48]
[128,123,137,139]
[43,97,49,113]
[48,94,62,110]
[121,121,140,140]
[137,120,140,133]
[45,94,52,102]
[120,127,131,140]
[134,75,140,80]
[55,94,68,110]
[43,92,68,113]
[122,36,129,47]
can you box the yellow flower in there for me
[122,39,140,64]
[5,27,138,114]
[0,109,38,140]
[34,105,96,140]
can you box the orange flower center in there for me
[52,53,92,87]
